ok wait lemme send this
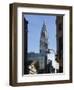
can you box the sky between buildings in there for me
[24,14,56,54]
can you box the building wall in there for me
[23,17,28,74]
[56,16,63,72]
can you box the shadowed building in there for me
[56,16,63,73]
[23,17,28,74]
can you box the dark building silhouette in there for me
[24,17,28,74]
[46,60,55,73]
[56,16,63,73]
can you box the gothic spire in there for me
[40,21,48,55]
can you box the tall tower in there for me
[39,22,48,72]
[40,22,48,55]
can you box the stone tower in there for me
[40,22,48,56]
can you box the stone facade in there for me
[56,16,63,73]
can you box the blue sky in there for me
[24,14,56,53]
